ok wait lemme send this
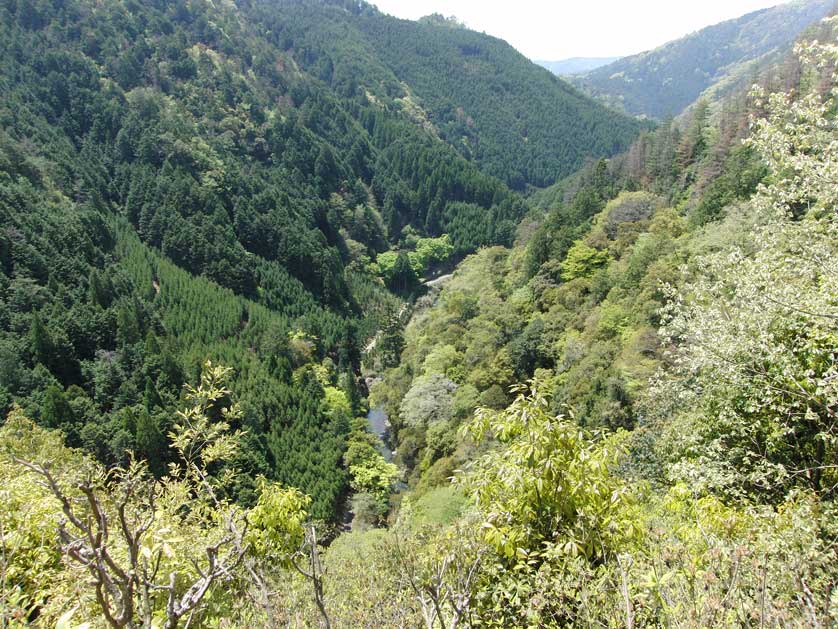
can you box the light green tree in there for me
[456,385,635,560]
[9,362,312,628]
[653,33,838,500]
[560,240,610,281]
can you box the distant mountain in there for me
[573,0,834,119]
[535,57,621,76]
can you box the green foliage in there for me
[575,0,834,118]
[374,251,399,278]
[559,240,611,281]
[349,456,400,497]
[351,11,643,187]
[406,486,467,526]
[246,479,310,565]
[399,374,457,428]
[0,141,354,518]
[339,22,838,629]
[1,2,837,626]
[0,409,88,623]
[0,0,596,520]
[135,410,166,476]
[647,42,838,500]
[343,409,399,525]
[690,144,767,225]
[408,234,454,275]
[260,1,641,189]
[457,386,634,560]
[386,251,419,295]
[377,234,454,290]
[0,363,310,627]
[311,528,421,627]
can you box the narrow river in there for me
[366,406,393,462]
[342,271,452,529]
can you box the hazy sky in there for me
[371,0,787,59]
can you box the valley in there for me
[0,0,836,627]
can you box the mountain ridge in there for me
[261,0,644,189]
[535,56,621,75]
[573,0,834,118]
[0,1,836,626]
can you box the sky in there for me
[370,0,787,60]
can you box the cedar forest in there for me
[0,0,835,627]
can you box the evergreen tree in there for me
[88,270,111,308]
[143,377,162,412]
[315,145,339,196]
[135,409,167,476]
[387,251,418,295]
[29,314,53,367]
[337,321,361,372]
[41,385,75,431]
[0,232,12,275]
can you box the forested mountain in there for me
[574,0,834,118]
[357,19,837,627]
[535,56,621,76]
[1,1,837,627]
[251,3,643,189]
[0,0,642,526]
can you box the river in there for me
[366,406,394,462]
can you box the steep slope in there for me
[536,57,621,75]
[374,9,838,507]
[0,126,376,518]
[260,4,644,190]
[0,0,640,522]
[354,13,643,189]
[574,0,833,118]
[0,0,645,284]
[1,4,836,628]
[353,24,837,626]
[0,0,470,522]
[0,0,548,303]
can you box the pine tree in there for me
[116,301,141,346]
[29,313,53,367]
[88,270,110,308]
[135,409,167,476]
[143,377,162,412]
[387,251,418,295]
[315,145,339,196]
[41,385,75,430]
[337,321,361,372]
[0,233,11,275]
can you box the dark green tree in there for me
[29,314,53,367]
[387,251,418,295]
[41,385,75,431]
[135,409,167,476]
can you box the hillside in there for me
[0,0,644,523]
[1,2,836,627]
[258,3,644,189]
[357,19,837,626]
[535,56,621,75]
[574,0,834,118]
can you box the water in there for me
[366,407,394,462]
